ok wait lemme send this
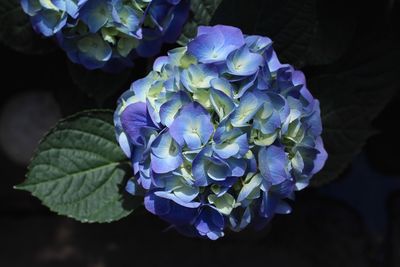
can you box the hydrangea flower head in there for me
[114,25,328,239]
[21,0,190,70]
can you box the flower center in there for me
[235,63,243,70]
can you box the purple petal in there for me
[121,102,157,146]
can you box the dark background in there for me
[1,0,400,266]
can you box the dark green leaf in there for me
[305,0,358,65]
[211,0,359,67]
[0,0,56,54]
[16,110,140,223]
[310,41,400,186]
[178,0,223,45]
[68,62,133,107]
[211,0,317,68]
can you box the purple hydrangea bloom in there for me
[21,0,190,70]
[114,25,328,239]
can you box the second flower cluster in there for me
[21,0,190,70]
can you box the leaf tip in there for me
[14,182,27,191]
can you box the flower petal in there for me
[259,145,290,185]
[227,46,264,76]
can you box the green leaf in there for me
[304,0,358,65]
[177,0,223,45]
[0,0,56,54]
[16,110,140,223]
[310,41,400,186]
[68,62,133,107]
[211,0,317,68]
[211,0,358,67]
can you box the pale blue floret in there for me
[226,46,264,76]
[187,25,245,63]
[169,103,214,150]
[150,132,183,174]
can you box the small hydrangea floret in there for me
[114,25,328,239]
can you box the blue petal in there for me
[136,33,163,57]
[65,0,79,18]
[195,206,225,240]
[162,203,198,226]
[159,91,190,127]
[153,56,169,72]
[257,65,272,90]
[312,137,328,174]
[213,141,239,159]
[291,151,305,174]
[150,132,183,173]
[237,173,262,202]
[259,191,278,218]
[169,102,214,150]
[275,200,292,214]
[226,46,264,76]
[305,100,323,136]
[31,10,67,36]
[213,25,245,49]
[21,0,42,16]
[161,0,190,43]
[188,25,245,63]
[226,157,247,177]
[149,191,199,227]
[235,73,258,98]
[138,158,153,189]
[168,115,190,146]
[154,191,201,208]
[294,143,321,176]
[113,6,141,36]
[192,146,213,186]
[270,179,295,197]
[76,34,112,64]
[198,25,245,51]
[229,207,251,231]
[210,77,234,97]
[213,116,243,144]
[120,102,157,146]
[231,91,265,127]
[130,74,156,102]
[267,50,286,72]
[117,132,131,158]
[245,35,272,53]
[80,0,110,33]
[213,133,248,159]
[187,29,225,63]
[206,157,231,181]
[258,145,289,185]
[144,192,171,216]
[254,96,289,135]
[210,88,235,121]
[173,185,199,203]
[125,179,144,196]
[181,64,218,91]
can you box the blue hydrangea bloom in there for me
[114,25,328,239]
[21,0,190,70]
